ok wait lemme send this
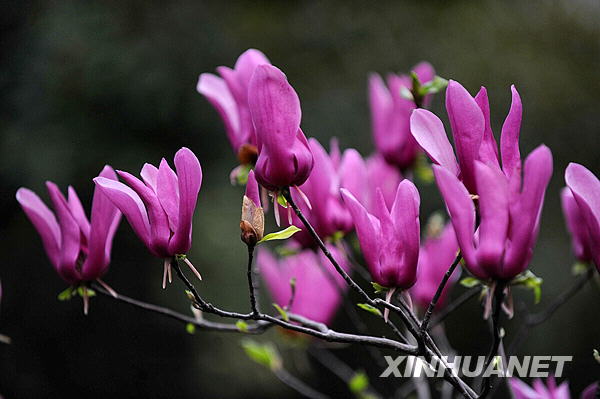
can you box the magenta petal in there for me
[249,64,301,152]
[82,166,122,280]
[67,186,91,241]
[157,158,180,231]
[340,188,381,279]
[561,188,592,262]
[140,163,158,192]
[445,80,484,193]
[500,85,523,190]
[339,148,368,203]
[581,383,599,399]
[410,109,459,176]
[369,73,393,154]
[474,162,509,277]
[509,378,539,399]
[94,176,151,250]
[16,188,61,270]
[245,170,261,207]
[168,147,202,254]
[433,165,482,278]
[257,248,289,307]
[565,162,600,268]
[365,155,403,213]
[389,180,420,288]
[234,49,271,91]
[197,73,242,151]
[503,145,553,278]
[413,61,435,84]
[474,87,500,169]
[118,170,170,257]
[46,182,81,282]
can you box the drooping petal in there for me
[16,188,61,269]
[157,158,180,231]
[410,109,459,176]
[340,188,381,279]
[94,176,152,250]
[168,147,202,254]
[503,145,553,279]
[46,182,81,282]
[445,80,484,193]
[197,73,242,151]
[474,162,509,278]
[561,187,592,262]
[249,64,301,153]
[140,163,159,192]
[433,165,482,278]
[474,87,500,169]
[565,162,600,268]
[118,170,171,257]
[82,166,122,280]
[67,186,91,241]
[500,85,523,190]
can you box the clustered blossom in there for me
[413,81,553,280]
[369,62,435,169]
[562,163,600,271]
[258,245,350,325]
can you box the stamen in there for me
[162,260,168,289]
[293,185,312,210]
[183,257,203,281]
[287,205,293,225]
[401,290,413,311]
[384,287,396,323]
[96,278,118,298]
[273,194,281,227]
[83,286,89,316]
[261,186,270,212]
[483,283,495,320]
[167,262,172,283]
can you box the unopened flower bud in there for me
[240,171,264,247]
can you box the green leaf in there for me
[328,230,345,243]
[460,277,481,288]
[186,323,196,334]
[371,282,389,294]
[400,86,414,101]
[276,193,288,208]
[418,76,449,96]
[57,287,75,301]
[273,303,289,321]
[414,154,434,184]
[572,261,590,276]
[275,246,299,257]
[510,270,543,304]
[235,164,252,185]
[241,339,282,371]
[76,286,95,298]
[357,303,382,317]
[236,320,249,333]
[349,371,369,394]
[593,349,600,364]
[258,226,301,244]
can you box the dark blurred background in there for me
[1,1,599,398]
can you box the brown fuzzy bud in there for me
[241,195,264,247]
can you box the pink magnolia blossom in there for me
[433,144,553,281]
[509,377,586,399]
[341,180,420,289]
[257,245,350,325]
[411,81,523,194]
[94,148,203,285]
[197,49,271,162]
[370,62,435,169]
[562,163,600,271]
[16,166,122,285]
[248,64,314,191]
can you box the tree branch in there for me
[421,252,462,332]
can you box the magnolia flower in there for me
[240,170,264,247]
[411,81,523,194]
[257,245,350,325]
[340,180,420,289]
[411,220,460,310]
[197,49,271,164]
[94,147,203,287]
[369,62,435,169]
[248,64,314,191]
[433,144,553,281]
[16,166,122,313]
[563,163,600,271]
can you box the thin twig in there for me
[246,245,259,317]
[479,282,506,398]
[421,253,462,332]
[273,367,331,399]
